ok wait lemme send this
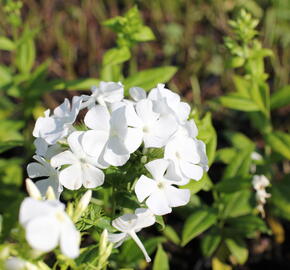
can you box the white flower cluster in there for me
[252,175,271,217]
[21,81,208,262]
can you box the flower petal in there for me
[135,175,157,202]
[129,87,146,101]
[84,105,110,131]
[135,99,158,124]
[82,164,104,188]
[179,161,204,181]
[60,219,80,258]
[59,164,83,190]
[82,130,109,158]
[135,208,156,230]
[124,127,143,153]
[19,198,54,225]
[164,186,190,207]
[51,150,77,168]
[25,216,59,252]
[145,159,169,180]
[27,162,48,178]
[145,190,172,215]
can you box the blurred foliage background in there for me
[0,0,290,269]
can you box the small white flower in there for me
[51,131,105,190]
[81,81,124,108]
[108,208,155,262]
[135,159,190,215]
[83,105,131,166]
[19,197,80,258]
[124,99,178,149]
[27,155,62,199]
[33,96,82,145]
[164,136,206,182]
[252,175,271,217]
[148,83,190,124]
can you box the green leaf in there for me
[271,85,290,110]
[196,112,217,166]
[225,237,248,264]
[181,207,217,246]
[123,66,177,94]
[182,173,212,194]
[120,237,166,263]
[16,38,35,73]
[224,132,254,150]
[233,75,250,98]
[0,37,16,51]
[226,215,269,236]
[153,245,169,270]
[221,190,255,218]
[265,131,290,160]
[103,47,131,67]
[217,94,260,111]
[271,175,290,220]
[0,159,22,186]
[0,120,24,142]
[215,148,237,164]
[201,227,222,257]
[163,226,180,245]
[132,26,155,42]
[215,176,252,193]
[47,78,100,91]
[0,65,12,87]
[222,144,254,179]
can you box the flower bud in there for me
[77,190,92,213]
[46,186,56,200]
[25,178,41,200]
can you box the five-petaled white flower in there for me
[124,99,178,149]
[19,197,80,258]
[108,208,155,262]
[81,81,124,109]
[51,131,106,190]
[33,96,82,145]
[164,135,207,183]
[135,159,190,215]
[27,155,62,199]
[83,105,132,166]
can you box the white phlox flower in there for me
[135,159,190,215]
[83,105,132,166]
[5,257,38,270]
[51,131,106,190]
[19,197,80,258]
[123,99,178,149]
[33,96,82,145]
[81,81,124,109]
[252,175,271,217]
[148,83,190,124]
[27,155,62,199]
[108,208,155,262]
[164,134,207,183]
